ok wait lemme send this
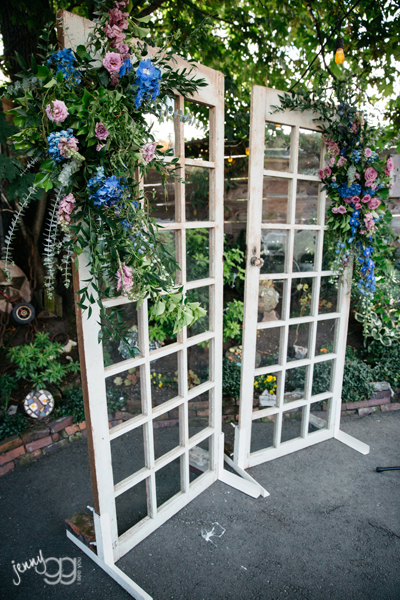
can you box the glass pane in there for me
[185,166,210,221]
[153,412,180,460]
[311,360,333,396]
[157,230,177,285]
[106,366,142,419]
[258,279,284,322]
[188,391,210,438]
[289,277,314,319]
[295,180,319,225]
[284,366,307,401]
[298,128,322,175]
[189,436,211,484]
[184,100,209,161]
[264,123,291,172]
[256,327,282,368]
[254,371,280,408]
[281,407,303,443]
[309,400,328,434]
[150,353,179,409]
[251,415,275,453]
[319,276,338,314]
[287,323,310,361]
[186,229,209,281]
[187,343,209,388]
[102,303,140,367]
[260,229,287,274]
[146,96,176,155]
[315,319,337,355]
[116,479,148,536]
[293,230,316,272]
[156,457,181,508]
[322,231,336,271]
[262,177,290,223]
[144,168,176,223]
[148,301,177,349]
[187,286,210,337]
[111,426,145,485]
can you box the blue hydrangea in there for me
[47,129,74,163]
[119,59,133,77]
[47,48,81,85]
[350,149,361,163]
[88,174,124,207]
[134,59,161,108]
[337,182,362,198]
[330,182,339,188]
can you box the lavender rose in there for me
[45,100,69,124]
[103,52,123,73]
[95,122,110,141]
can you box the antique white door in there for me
[234,86,369,470]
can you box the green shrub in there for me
[222,358,241,398]
[0,374,18,411]
[370,341,400,388]
[7,332,80,391]
[223,300,244,343]
[0,413,29,441]
[54,388,85,423]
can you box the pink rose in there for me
[368,198,380,210]
[355,203,362,209]
[45,99,69,124]
[359,229,366,235]
[343,197,353,204]
[116,264,133,294]
[95,122,110,141]
[332,206,347,214]
[361,195,371,204]
[364,148,372,158]
[350,122,359,133]
[324,166,332,177]
[96,143,105,151]
[318,169,325,179]
[103,51,123,73]
[351,196,360,204]
[328,157,335,167]
[387,157,394,172]
[118,43,129,54]
[337,156,347,167]
[142,141,157,164]
[364,167,378,183]
[332,176,336,182]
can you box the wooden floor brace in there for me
[334,430,370,455]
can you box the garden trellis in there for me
[233,86,370,470]
[60,11,265,600]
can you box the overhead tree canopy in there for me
[1,0,399,142]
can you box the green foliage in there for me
[54,387,85,423]
[7,332,80,391]
[223,300,244,343]
[0,374,18,412]
[222,357,241,399]
[0,413,29,442]
[366,341,400,389]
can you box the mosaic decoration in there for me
[24,389,54,419]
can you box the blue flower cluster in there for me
[134,59,161,108]
[47,49,81,85]
[47,129,74,163]
[119,59,133,77]
[337,182,362,198]
[332,240,349,275]
[350,149,361,163]
[87,168,124,207]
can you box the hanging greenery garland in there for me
[2,0,208,342]
[273,82,396,331]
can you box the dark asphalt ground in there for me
[1,411,399,600]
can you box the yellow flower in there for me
[266,375,273,383]
[320,348,328,354]
[158,373,162,378]
[159,382,162,388]
[254,381,258,387]
[269,390,274,395]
